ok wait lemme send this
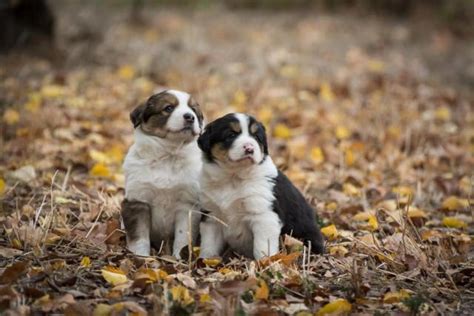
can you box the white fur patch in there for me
[123,101,202,257]
[199,150,281,259]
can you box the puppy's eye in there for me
[226,132,238,140]
[163,105,174,113]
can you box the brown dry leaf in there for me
[203,257,222,267]
[383,289,411,304]
[260,252,301,267]
[329,245,349,257]
[0,261,29,284]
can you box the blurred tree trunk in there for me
[0,0,55,53]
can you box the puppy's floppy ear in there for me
[197,125,212,153]
[130,102,146,128]
[258,122,269,155]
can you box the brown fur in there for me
[210,143,229,163]
[121,199,151,242]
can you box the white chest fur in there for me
[200,157,281,258]
[123,130,202,242]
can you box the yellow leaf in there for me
[257,107,273,125]
[392,186,414,205]
[317,299,352,315]
[344,148,355,166]
[199,293,212,304]
[421,230,443,241]
[118,65,136,80]
[280,65,299,78]
[0,178,5,196]
[273,123,291,139]
[231,90,247,112]
[343,183,360,197]
[383,289,411,304]
[311,147,325,165]
[335,126,351,140]
[459,176,471,195]
[89,150,110,164]
[170,285,194,306]
[329,246,349,257]
[218,267,233,275]
[320,82,334,102]
[101,266,128,286]
[367,59,385,73]
[321,224,338,240]
[326,201,338,211]
[90,163,111,178]
[442,196,469,211]
[81,256,91,268]
[367,215,378,231]
[106,145,124,163]
[203,257,222,267]
[93,304,112,316]
[442,217,467,229]
[353,212,371,221]
[407,207,427,219]
[41,85,65,98]
[25,93,41,112]
[3,109,20,125]
[255,280,269,300]
[435,106,451,121]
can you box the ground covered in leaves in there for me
[0,3,473,315]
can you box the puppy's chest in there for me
[203,176,275,220]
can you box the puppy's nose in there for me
[183,113,195,123]
[243,143,254,155]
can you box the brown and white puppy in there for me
[122,89,204,257]
[198,113,324,259]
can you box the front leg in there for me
[199,217,225,258]
[121,199,151,256]
[172,209,200,259]
[251,212,282,260]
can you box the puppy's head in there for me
[198,113,268,167]
[130,90,203,142]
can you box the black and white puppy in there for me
[197,113,324,259]
[122,89,204,257]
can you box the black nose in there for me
[245,148,254,154]
[183,113,195,123]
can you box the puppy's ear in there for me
[197,125,212,153]
[258,122,269,155]
[130,103,146,128]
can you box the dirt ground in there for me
[0,3,473,315]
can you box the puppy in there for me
[122,89,204,257]
[197,113,324,260]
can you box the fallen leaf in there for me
[0,178,5,195]
[170,285,194,306]
[434,106,451,121]
[442,217,467,229]
[320,82,334,102]
[0,261,29,284]
[321,224,339,240]
[273,123,291,139]
[255,279,269,300]
[80,257,91,268]
[317,299,352,315]
[329,245,349,257]
[200,293,212,304]
[383,289,411,304]
[335,126,351,140]
[90,163,111,178]
[9,165,37,183]
[93,304,112,316]
[3,109,20,125]
[101,266,128,286]
[203,257,222,267]
[441,196,469,211]
[311,147,325,165]
[117,65,136,80]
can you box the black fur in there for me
[197,113,269,162]
[271,171,324,254]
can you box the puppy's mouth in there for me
[232,156,256,164]
[169,126,199,136]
